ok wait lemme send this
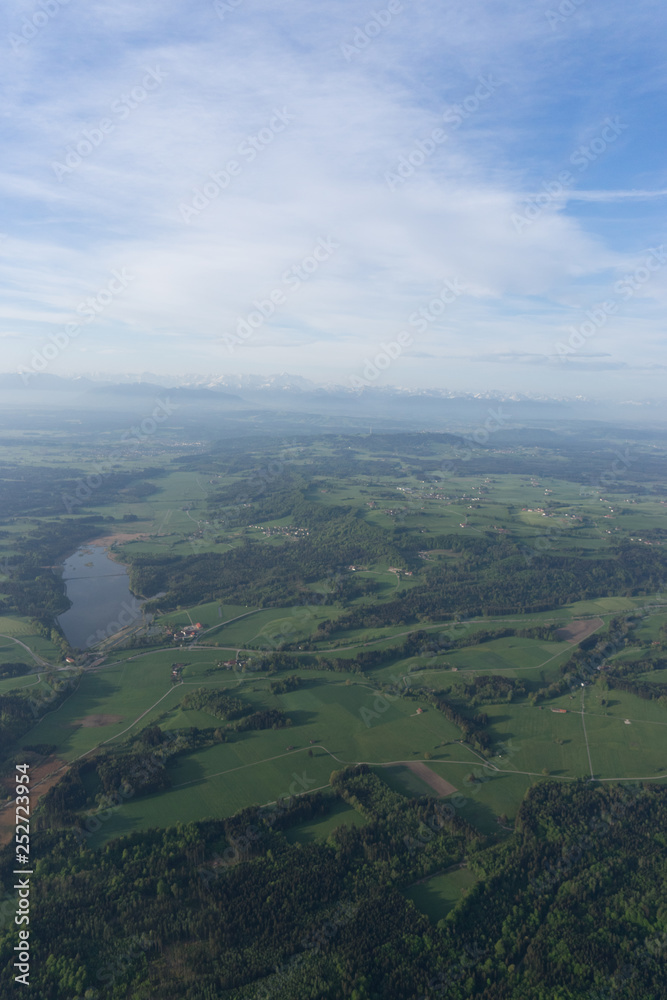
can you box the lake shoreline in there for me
[85,531,149,550]
[57,543,147,650]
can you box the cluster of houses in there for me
[248,524,309,538]
[167,623,204,642]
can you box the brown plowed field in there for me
[0,756,67,845]
[405,761,457,796]
[72,714,124,727]
[555,617,603,643]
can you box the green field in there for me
[86,746,338,847]
[283,797,368,844]
[0,637,39,667]
[201,606,333,648]
[156,601,251,629]
[16,660,183,760]
[404,866,478,922]
[0,616,36,637]
[17,607,666,838]
[0,672,43,695]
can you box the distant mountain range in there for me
[0,372,663,426]
[19,370,590,401]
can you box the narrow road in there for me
[0,681,184,812]
[93,683,183,748]
[580,688,595,778]
[0,634,51,668]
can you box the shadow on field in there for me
[284,710,317,728]
[290,677,324,691]
[448,797,500,837]
[169,753,208,789]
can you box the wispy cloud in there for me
[562,189,667,202]
[0,0,666,397]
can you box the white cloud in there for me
[0,0,666,396]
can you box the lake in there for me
[57,544,144,649]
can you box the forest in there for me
[0,767,664,999]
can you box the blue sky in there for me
[1,0,666,397]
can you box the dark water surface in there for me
[57,545,142,649]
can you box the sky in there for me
[1,0,666,398]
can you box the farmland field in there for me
[0,426,666,850]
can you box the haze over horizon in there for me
[2,0,666,399]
